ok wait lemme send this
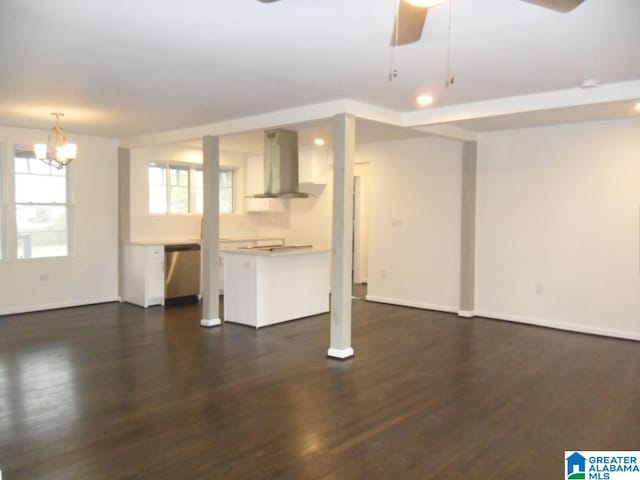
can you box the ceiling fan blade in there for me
[520,0,585,12]
[390,0,429,46]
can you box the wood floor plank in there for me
[0,299,638,479]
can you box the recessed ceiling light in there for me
[314,138,325,146]
[580,79,599,89]
[405,0,446,7]
[417,95,434,107]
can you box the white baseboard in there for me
[360,298,640,342]
[200,318,222,328]
[365,294,458,314]
[477,310,640,342]
[0,297,119,316]
[327,347,354,359]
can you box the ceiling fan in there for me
[257,0,585,46]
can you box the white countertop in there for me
[222,247,330,257]
[124,237,285,246]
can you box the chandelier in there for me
[34,112,77,169]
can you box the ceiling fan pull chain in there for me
[389,0,400,81]
[445,0,454,88]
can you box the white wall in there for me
[476,117,640,339]
[0,126,119,314]
[359,136,463,312]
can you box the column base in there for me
[327,347,354,360]
[200,318,222,328]
[458,310,475,318]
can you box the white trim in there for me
[365,294,458,314]
[414,124,478,142]
[404,79,640,126]
[200,318,221,328]
[121,99,403,148]
[458,310,475,318]
[0,296,119,316]
[119,81,640,148]
[477,310,640,342]
[327,347,354,359]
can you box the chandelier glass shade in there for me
[34,112,77,169]
[404,0,446,7]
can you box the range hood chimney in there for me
[252,129,309,198]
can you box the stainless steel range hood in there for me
[252,128,309,198]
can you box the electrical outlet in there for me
[535,283,543,295]
[380,269,387,280]
[39,273,49,282]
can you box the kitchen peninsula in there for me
[223,246,330,328]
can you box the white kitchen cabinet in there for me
[299,146,329,185]
[122,244,164,308]
[223,248,330,328]
[245,154,284,212]
[218,238,285,293]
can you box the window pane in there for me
[220,187,233,214]
[148,164,166,186]
[220,170,233,188]
[178,169,189,186]
[15,173,66,203]
[149,164,167,213]
[149,185,167,213]
[169,166,189,186]
[195,169,203,214]
[27,157,53,175]
[168,166,189,213]
[16,205,68,258]
[15,157,28,173]
[169,185,189,213]
[219,170,233,213]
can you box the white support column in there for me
[459,141,477,318]
[201,135,221,327]
[328,113,355,360]
[117,147,131,301]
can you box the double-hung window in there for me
[149,163,234,215]
[149,163,190,214]
[193,168,234,214]
[14,149,71,259]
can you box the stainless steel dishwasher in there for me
[164,243,200,302]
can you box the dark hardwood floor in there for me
[0,297,638,479]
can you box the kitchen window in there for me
[193,168,234,214]
[149,163,190,214]
[14,149,71,259]
[149,162,234,215]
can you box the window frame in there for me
[13,147,73,260]
[149,162,235,215]
[193,167,234,215]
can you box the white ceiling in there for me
[0,0,639,144]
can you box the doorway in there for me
[352,175,367,299]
